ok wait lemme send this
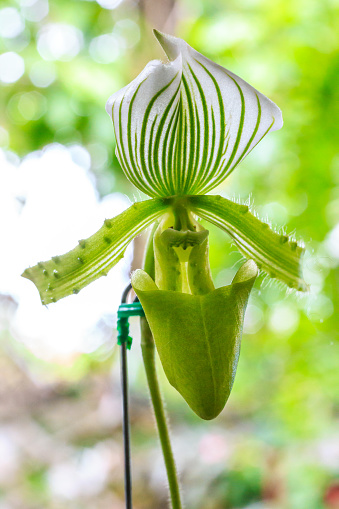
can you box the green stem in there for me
[141,318,183,509]
[140,225,183,509]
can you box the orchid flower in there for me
[23,31,307,420]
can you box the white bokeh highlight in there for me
[0,52,25,84]
[37,24,83,61]
[29,60,56,88]
[0,145,132,360]
[47,444,112,499]
[21,0,49,23]
[89,33,122,64]
[96,0,123,10]
[325,223,339,260]
[0,8,25,39]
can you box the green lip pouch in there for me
[132,259,257,420]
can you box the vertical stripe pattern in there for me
[106,32,283,198]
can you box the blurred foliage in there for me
[1,0,339,507]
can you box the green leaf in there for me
[188,194,308,291]
[132,260,258,420]
[22,198,169,304]
[106,31,282,198]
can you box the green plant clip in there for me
[117,302,145,349]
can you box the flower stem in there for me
[140,224,183,508]
[140,317,183,509]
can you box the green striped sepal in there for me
[188,194,308,292]
[22,198,168,304]
[106,30,283,198]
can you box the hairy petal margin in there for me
[189,194,308,291]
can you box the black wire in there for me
[120,283,133,509]
[121,282,132,304]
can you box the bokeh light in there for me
[89,33,122,64]
[37,23,83,61]
[29,60,56,87]
[0,145,131,359]
[0,8,25,39]
[326,224,339,259]
[21,0,49,23]
[0,52,25,83]
[96,0,123,10]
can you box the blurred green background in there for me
[0,0,338,507]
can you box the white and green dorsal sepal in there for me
[106,30,283,198]
[22,198,169,304]
[132,260,258,420]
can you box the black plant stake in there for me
[117,283,145,508]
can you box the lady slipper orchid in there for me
[23,31,307,419]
